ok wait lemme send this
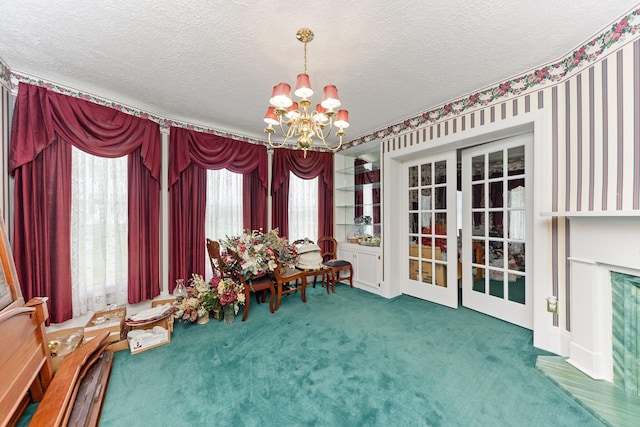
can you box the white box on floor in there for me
[127,326,169,355]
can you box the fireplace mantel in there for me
[566,216,640,381]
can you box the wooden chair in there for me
[317,236,354,292]
[271,253,309,311]
[229,268,276,321]
[206,238,231,279]
[221,246,276,321]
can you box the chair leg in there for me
[330,269,336,293]
[323,270,332,294]
[242,289,251,321]
[331,267,354,291]
[255,289,267,305]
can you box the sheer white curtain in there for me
[508,186,526,240]
[288,174,318,242]
[71,147,128,316]
[204,168,243,279]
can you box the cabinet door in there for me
[356,250,379,289]
[337,247,356,267]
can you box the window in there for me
[71,147,128,316]
[204,168,243,278]
[288,174,318,242]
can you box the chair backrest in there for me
[317,236,337,262]
[292,238,313,246]
[206,239,229,278]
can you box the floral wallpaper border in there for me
[0,57,11,89]
[2,7,640,150]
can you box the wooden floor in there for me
[535,356,640,427]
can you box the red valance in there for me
[10,83,160,179]
[169,128,267,188]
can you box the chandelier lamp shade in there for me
[263,28,349,157]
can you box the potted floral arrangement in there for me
[214,277,245,324]
[221,229,298,279]
[173,273,217,324]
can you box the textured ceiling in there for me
[1,0,638,145]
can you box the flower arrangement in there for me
[263,229,299,268]
[215,277,245,315]
[221,229,298,279]
[173,274,218,322]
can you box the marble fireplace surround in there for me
[567,214,640,381]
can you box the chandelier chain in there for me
[303,41,307,74]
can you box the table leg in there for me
[300,276,307,303]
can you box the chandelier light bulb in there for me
[320,85,341,111]
[263,107,279,126]
[334,110,350,129]
[313,104,328,123]
[269,83,293,109]
[286,102,300,120]
[294,73,313,99]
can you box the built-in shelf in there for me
[335,161,381,175]
[335,203,381,209]
[541,210,640,217]
[335,182,382,192]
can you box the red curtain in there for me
[271,148,334,240]
[168,127,268,290]
[9,82,161,322]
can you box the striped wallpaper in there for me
[383,38,640,330]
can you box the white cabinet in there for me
[337,243,382,295]
[334,142,384,296]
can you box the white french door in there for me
[403,151,458,308]
[461,133,533,329]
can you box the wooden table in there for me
[272,265,334,311]
[297,265,333,295]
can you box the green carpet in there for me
[26,284,606,426]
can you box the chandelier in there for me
[263,28,349,157]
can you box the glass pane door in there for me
[462,133,532,329]
[404,152,457,308]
